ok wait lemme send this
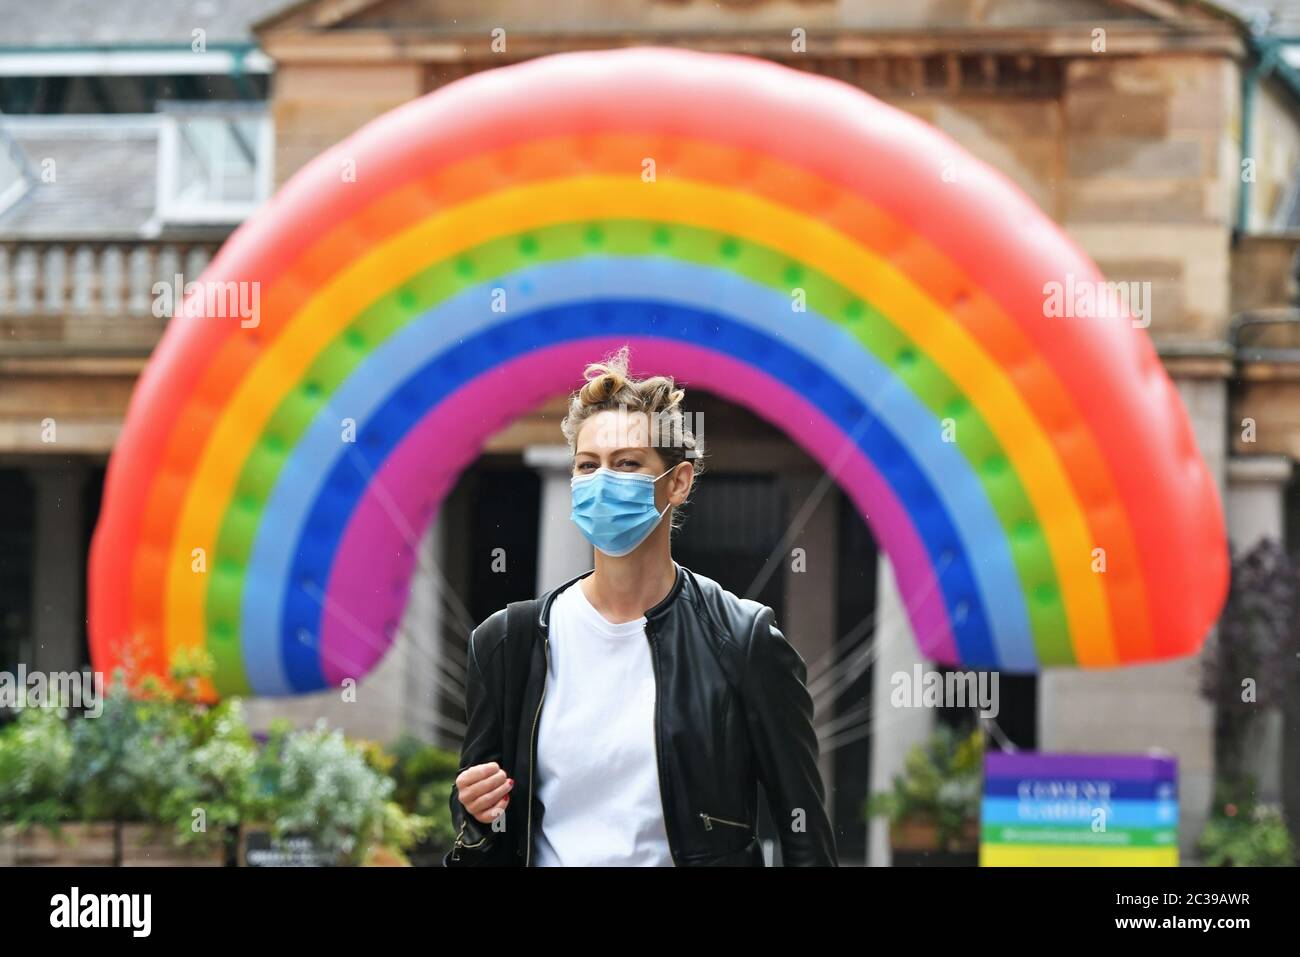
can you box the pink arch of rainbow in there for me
[322,338,954,684]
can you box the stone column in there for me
[400,510,445,743]
[29,463,88,674]
[524,445,592,593]
[867,556,936,866]
[1225,454,1293,804]
[1226,454,1292,549]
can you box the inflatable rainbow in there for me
[88,48,1229,697]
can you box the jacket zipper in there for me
[699,812,748,831]
[524,634,549,867]
[645,619,681,866]
[452,817,487,853]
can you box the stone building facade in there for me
[5,0,1300,863]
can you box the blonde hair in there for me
[560,345,706,530]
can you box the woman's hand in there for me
[455,761,513,824]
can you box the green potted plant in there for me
[376,733,460,866]
[131,650,251,865]
[147,695,258,866]
[1197,781,1296,866]
[3,646,437,867]
[240,718,434,867]
[0,650,245,866]
[67,667,225,866]
[0,704,97,865]
[866,723,984,865]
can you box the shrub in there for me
[162,697,259,849]
[1,653,440,865]
[865,723,984,850]
[0,705,74,829]
[66,673,191,823]
[1198,783,1296,866]
[252,719,433,866]
[383,733,458,839]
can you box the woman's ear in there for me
[668,460,694,505]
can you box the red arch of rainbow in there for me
[87,48,1228,697]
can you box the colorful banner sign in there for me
[981,752,1178,866]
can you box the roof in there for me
[0,0,296,48]
[0,118,161,238]
[1212,0,1300,35]
[254,0,1229,34]
[0,0,1290,49]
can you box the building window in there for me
[156,102,272,224]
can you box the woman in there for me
[444,345,837,866]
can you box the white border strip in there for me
[0,50,274,77]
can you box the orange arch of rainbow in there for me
[87,48,1229,697]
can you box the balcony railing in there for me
[0,239,225,355]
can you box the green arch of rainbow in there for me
[87,48,1229,697]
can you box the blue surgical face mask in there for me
[570,463,679,558]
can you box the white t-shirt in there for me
[531,580,675,866]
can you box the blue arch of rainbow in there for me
[247,261,1031,693]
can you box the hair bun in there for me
[579,346,632,405]
[580,370,622,405]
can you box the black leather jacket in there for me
[443,562,838,866]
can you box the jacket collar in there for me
[645,561,687,620]
[537,567,593,627]
[537,560,686,627]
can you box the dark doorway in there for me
[0,468,36,686]
[464,462,543,630]
[672,472,787,619]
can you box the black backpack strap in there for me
[505,598,538,647]
[499,598,539,766]
[503,598,539,689]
